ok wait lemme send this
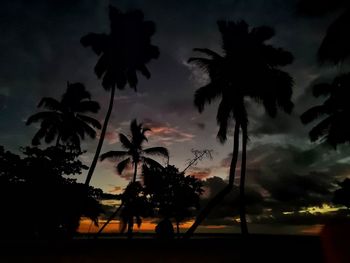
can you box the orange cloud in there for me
[188,167,211,179]
[143,119,195,145]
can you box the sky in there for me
[1,0,349,232]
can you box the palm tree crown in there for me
[81,5,159,186]
[189,20,294,142]
[26,82,101,150]
[81,5,159,91]
[100,119,169,182]
[301,73,350,148]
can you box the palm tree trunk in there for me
[95,201,124,236]
[85,85,116,186]
[133,161,138,183]
[55,135,61,147]
[183,122,240,239]
[239,125,248,235]
[127,218,134,239]
[176,221,180,237]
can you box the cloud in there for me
[143,118,195,145]
[195,122,206,130]
[188,167,212,179]
[197,176,264,224]
[104,131,119,145]
[209,143,350,224]
[108,185,122,193]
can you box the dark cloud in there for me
[209,143,350,224]
[0,95,7,111]
[197,176,264,225]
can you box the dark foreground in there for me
[0,234,325,263]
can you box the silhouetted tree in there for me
[301,73,350,147]
[0,145,103,239]
[117,181,153,238]
[81,6,159,186]
[143,165,203,237]
[99,119,168,236]
[333,178,350,209]
[26,82,101,151]
[185,20,294,237]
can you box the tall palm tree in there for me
[26,82,101,151]
[98,119,169,236]
[81,6,159,186]
[301,73,350,147]
[184,20,294,237]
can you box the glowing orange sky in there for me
[78,218,323,235]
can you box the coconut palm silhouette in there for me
[98,119,169,236]
[26,82,101,151]
[81,6,159,186]
[185,20,294,237]
[301,73,350,147]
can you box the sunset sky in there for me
[1,0,349,233]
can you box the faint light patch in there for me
[337,156,350,164]
[301,224,323,235]
[96,125,119,145]
[108,185,122,193]
[299,204,341,214]
[188,167,211,179]
[182,60,209,87]
[0,86,10,96]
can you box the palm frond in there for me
[32,128,48,146]
[318,9,350,64]
[77,114,102,129]
[26,112,61,125]
[116,158,131,174]
[78,120,97,139]
[80,33,109,56]
[119,133,133,149]
[193,48,222,59]
[143,147,169,158]
[142,157,164,169]
[216,98,234,143]
[301,105,329,124]
[309,116,332,142]
[187,57,212,72]
[251,26,275,42]
[194,83,221,113]
[100,151,129,161]
[37,98,62,111]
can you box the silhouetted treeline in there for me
[0,145,103,240]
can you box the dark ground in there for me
[0,234,326,263]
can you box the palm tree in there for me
[100,119,169,182]
[301,73,350,147]
[98,119,169,236]
[184,20,294,237]
[81,6,159,186]
[26,82,101,151]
